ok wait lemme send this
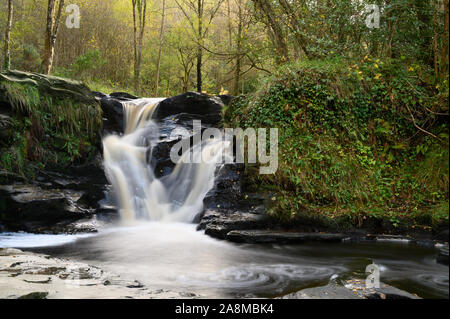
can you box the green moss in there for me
[0,71,103,179]
[226,58,449,233]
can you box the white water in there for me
[103,98,228,223]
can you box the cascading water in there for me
[102,98,228,223]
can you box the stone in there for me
[226,230,348,244]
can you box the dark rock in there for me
[99,96,124,133]
[203,163,244,211]
[152,92,224,125]
[437,246,449,266]
[109,92,138,100]
[126,280,144,289]
[0,184,95,233]
[218,95,235,106]
[226,230,348,244]
[0,113,13,142]
[18,292,49,299]
[434,229,449,242]
[198,210,267,240]
[92,91,107,100]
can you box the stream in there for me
[1,224,448,299]
[0,96,448,299]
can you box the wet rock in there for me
[0,184,95,233]
[198,210,267,240]
[203,163,244,211]
[109,92,138,100]
[153,92,224,125]
[99,96,124,133]
[226,230,348,244]
[18,292,49,299]
[437,246,449,266]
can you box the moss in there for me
[0,70,103,179]
[227,58,449,234]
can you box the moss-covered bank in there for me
[225,58,449,236]
[0,70,102,180]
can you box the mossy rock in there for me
[0,70,103,177]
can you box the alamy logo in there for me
[365,4,380,29]
[66,4,81,29]
[169,120,279,175]
[365,263,381,288]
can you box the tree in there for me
[155,0,166,96]
[175,0,224,92]
[251,0,289,63]
[3,0,14,70]
[132,0,147,94]
[42,0,65,75]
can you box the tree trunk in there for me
[42,0,65,75]
[433,0,439,79]
[252,0,289,63]
[196,0,203,93]
[277,0,311,58]
[441,0,449,77]
[233,0,242,95]
[3,0,13,71]
[155,0,166,96]
[132,0,147,94]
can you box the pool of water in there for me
[1,223,448,299]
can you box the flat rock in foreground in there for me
[0,248,199,299]
[226,230,349,244]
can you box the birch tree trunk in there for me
[42,0,65,75]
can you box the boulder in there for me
[0,184,95,233]
[99,96,124,133]
[198,210,267,240]
[152,92,224,125]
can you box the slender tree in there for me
[132,0,147,94]
[42,0,65,75]
[3,0,14,71]
[175,0,224,93]
[155,0,166,96]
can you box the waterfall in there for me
[102,98,227,223]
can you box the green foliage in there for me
[0,72,102,178]
[226,57,449,232]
